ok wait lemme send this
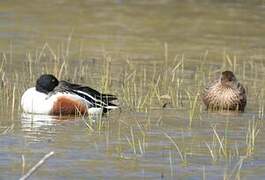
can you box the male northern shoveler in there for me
[202,71,247,111]
[21,74,118,115]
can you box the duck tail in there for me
[102,102,119,113]
[100,94,117,101]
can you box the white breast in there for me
[21,87,52,114]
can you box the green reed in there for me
[245,119,260,157]
[223,156,246,180]
[164,132,187,165]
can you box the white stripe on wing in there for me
[74,90,108,107]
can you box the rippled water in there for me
[0,0,265,179]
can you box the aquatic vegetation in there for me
[0,38,264,179]
[186,90,200,128]
[245,119,260,157]
[164,132,187,165]
[20,151,54,180]
[223,156,246,180]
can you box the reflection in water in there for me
[20,113,59,143]
[21,113,57,129]
[20,113,101,143]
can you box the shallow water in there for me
[0,0,265,179]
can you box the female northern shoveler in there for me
[202,71,247,111]
[21,74,118,115]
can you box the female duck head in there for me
[220,71,237,87]
[36,74,59,94]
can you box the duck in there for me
[202,70,247,111]
[21,74,118,115]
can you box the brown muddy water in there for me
[0,0,265,179]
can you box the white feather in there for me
[21,87,53,114]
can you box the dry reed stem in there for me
[20,151,54,180]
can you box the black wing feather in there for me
[59,81,117,101]
[53,81,117,107]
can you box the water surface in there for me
[0,0,265,179]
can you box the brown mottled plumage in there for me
[202,71,247,111]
